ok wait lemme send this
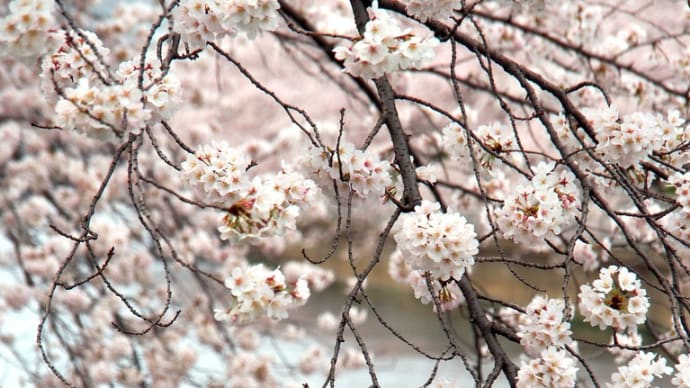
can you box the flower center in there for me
[604,288,628,312]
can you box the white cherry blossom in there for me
[578,266,649,332]
[394,200,479,281]
[214,264,310,324]
[517,346,578,388]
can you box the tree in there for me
[1,0,690,386]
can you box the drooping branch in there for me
[349,0,422,208]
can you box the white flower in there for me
[517,347,578,388]
[496,162,580,247]
[334,5,438,79]
[578,266,649,332]
[404,0,462,21]
[215,264,310,325]
[349,306,368,325]
[518,295,574,357]
[441,121,469,159]
[406,270,464,311]
[42,41,181,140]
[394,200,478,281]
[416,164,438,183]
[0,0,58,58]
[172,0,280,49]
[172,0,227,49]
[182,143,318,241]
[306,140,392,198]
[40,30,110,103]
[574,240,607,272]
[282,261,335,292]
[607,351,672,388]
[221,0,281,39]
[669,172,690,214]
[672,354,690,387]
[582,106,664,167]
[181,141,253,206]
[442,121,516,171]
[609,331,642,364]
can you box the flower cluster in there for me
[172,0,281,49]
[39,30,182,141]
[181,142,318,241]
[394,200,479,281]
[442,121,516,171]
[404,0,462,21]
[578,266,649,332]
[171,0,224,50]
[672,354,690,387]
[226,353,278,386]
[441,121,470,159]
[54,78,142,141]
[607,352,672,388]
[181,141,253,206]
[309,1,353,35]
[669,172,690,213]
[574,239,609,272]
[116,61,182,122]
[655,110,690,167]
[282,261,335,292]
[214,264,310,324]
[560,108,688,171]
[216,169,311,241]
[516,347,578,388]
[582,106,671,168]
[495,162,580,246]
[408,270,464,311]
[609,331,642,364]
[0,0,58,58]
[225,0,281,39]
[551,112,597,167]
[389,249,465,311]
[518,295,574,357]
[333,6,438,79]
[307,141,392,198]
[665,209,690,258]
[560,3,604,45]
[40,30,111,103]
[52,60,180,140]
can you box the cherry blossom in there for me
[389,248,465,311]
[1,0,690,386]
[172,0,281,49]
[307,140,392,198]
[496,161,580,247]
[404,0,462,22]
[516,347,578,388]
[182,142,318,241]
[0,0,58,58]
[578,266,649,333]
[334,4,439,78]
[517,295,574,357]
[442,121,517,172]
[214,264,310,324]
[582,106,666,168]
[670,172,690,213]
[609,331,642,364]
[394,200,479,281]
[607,351,672,388]
[672,354,690,388]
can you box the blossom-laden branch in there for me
[1,0,690,387]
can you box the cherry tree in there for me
[1,0,690,386]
